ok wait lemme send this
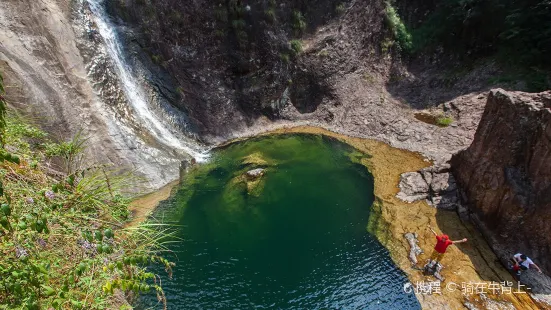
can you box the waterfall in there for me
[85,0,209,162]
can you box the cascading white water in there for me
[85,0,209,162]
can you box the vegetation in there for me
[0,77,173,309]
[384,2,413,53]
[151,54,162,65]
[290,40,303,56]
[436,115,453,127]
[408,0,551,90]
[317,49,329,57]
[231,19,246,30]
[265,8,276,23]
[292,10,307,34]
[280,53,290,63]
[336,3,346,15]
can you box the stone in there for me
[423,260,444,282]
[430,172,457,193]
[404,232,423,265]
[396,172,429,203]
[245,168,266,180]
[429,192,459,211]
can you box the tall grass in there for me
[0,112,173,309]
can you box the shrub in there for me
[336,3,345,15]
[292,10,306,33]
[151,54,162,64]
[232,19,246,30]
[290,40,303,56]
[265,8,276,23]
[317,49,329,57]
[0,114,173,309]
[43,130,87,175]
[280,53,290,63]
[214,7,228,23]
[384,2,412,53]
[410,0,551,85]
[436,115,453,127]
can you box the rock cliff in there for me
[451,89,551,276]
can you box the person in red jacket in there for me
[428,226,468,262]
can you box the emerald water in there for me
[143,134,419,309]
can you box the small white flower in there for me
[45,190,55,200]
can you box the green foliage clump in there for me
[43,130,86,175]
[292,10,307,34]
[0,107,173,308]
[384,2,413,53]
[290,39,303,56]
[151,54,162,64]
[265,0,277,23]
[214,6,228,23]
[436,115,453,127]
[265,8,276,23]
[280,53,290,63]
[336,3,346,15]
[231,19,246,30]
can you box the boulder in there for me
[396,172,429,202]
[430,172,457,193]
[428,192,459,211]
[404,232,423,265]
[245,168,266,180]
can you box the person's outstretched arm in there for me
[530,263,543,273]
[452,238,468,244]
[428,226,438,236]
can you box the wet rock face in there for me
[451,89,551,274]
[103,0,388,137]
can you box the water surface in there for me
[145,134,419,309]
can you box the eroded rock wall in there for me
[451,89,551,272]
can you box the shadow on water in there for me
[139,134,420,309]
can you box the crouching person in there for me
[512,253,542,278]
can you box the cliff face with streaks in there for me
[452,89,551,273]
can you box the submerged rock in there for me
[245,168,266,180]
[241,152,270,167]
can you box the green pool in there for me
[143,134,420,309]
